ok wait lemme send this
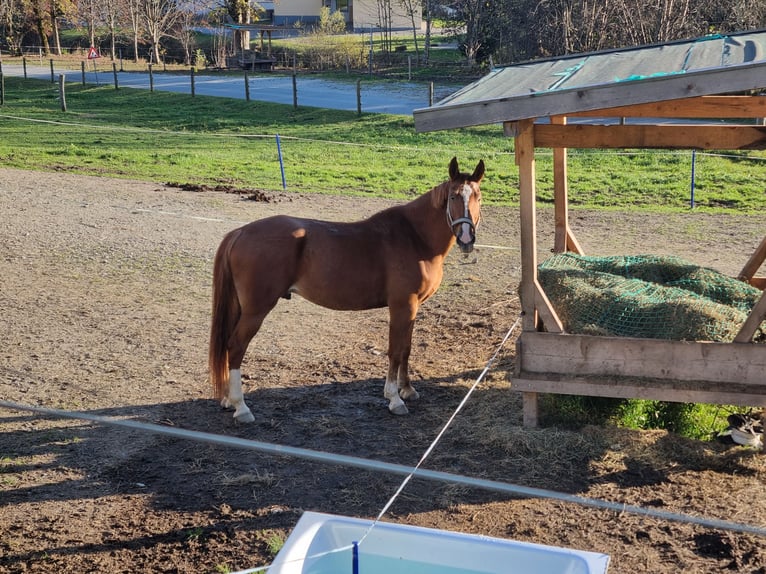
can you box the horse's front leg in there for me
[385,302,419,415]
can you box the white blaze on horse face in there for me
[457,184,474,245]
[228,369,255,423]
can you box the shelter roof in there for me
[414,30,766,132]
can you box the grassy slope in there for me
[1,76,765,211]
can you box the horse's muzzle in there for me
[452,217,476,253]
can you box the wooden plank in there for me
[533,124,766,150]
[738,235,766,282]
[734,290,766,343]
[516,119,538,331]
[512,376,766,407]
[517,331,766,384]
[569,95,766,119]
[566,227,584,255]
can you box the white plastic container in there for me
[267,511,609,574]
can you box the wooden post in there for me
[22,57,27,79]
[81,61,86,85]
[429,82,434,106]
[0,72,5,106]
[515,118,540,427]
[190,67,196,97]
[148,64,154,92]
[292,73,297,109]
[58,74,67,112]
[49,58,55,83]
[112,62,119,89]
[244,72,250,101]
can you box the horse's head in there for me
[437,157,485,254]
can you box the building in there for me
[261,0,421,32]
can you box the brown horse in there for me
[209,157,485,422]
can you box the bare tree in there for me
[99,0,122,59]
[79,0,100,48]
[141,0,182,64]
[375,0,394,56]
[125,0,144,61]
[399,0,420,64]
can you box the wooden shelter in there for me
[413,30,766,426]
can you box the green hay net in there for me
[537,253,765,342]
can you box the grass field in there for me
[1,76,765,212]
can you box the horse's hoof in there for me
[234,410,255,423]
[400,388,420,401]
[389,403,409,416]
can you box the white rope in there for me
[358,316,521,549]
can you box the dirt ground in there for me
[1,167,765,574]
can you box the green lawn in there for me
[1,76,765,212]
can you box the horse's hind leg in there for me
[224,310,272,423]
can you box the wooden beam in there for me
[569,95,766,119]
[517,331,766,384]
[739,235,766,283]
[534,280,564,333]
[512,375,766,407]
[734,290,766,343]
[534,124,766,150]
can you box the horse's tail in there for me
[209,229,241,401]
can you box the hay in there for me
[538,254,764,342]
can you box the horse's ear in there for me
[471,160,485,183]
[448,157,460,181]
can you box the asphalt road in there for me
[1,62,461,115]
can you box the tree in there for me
[399,0,421,63]
[0,0,27,54]
[30,0,51,54]
[125,0,144,61]
[141,0,182,63]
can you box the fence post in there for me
[292,73,297,109]
[0,72,4,106]
[356,80,362,116]
[81,61,86,85]
[429,82,434,106]
[59,74,67,112]
[22,57,27,79]
[690,150,697,208]
[50,58,55,83]
[276,134,286,189]
[190,67,196,97]
[112,62,119,89]
[148,64,154,92]
[244,72,250,101]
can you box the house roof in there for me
[413,29,766,133]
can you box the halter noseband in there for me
[445,183,479,249]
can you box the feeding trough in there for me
[267,511,610,573]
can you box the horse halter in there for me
[446,182,480,252]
